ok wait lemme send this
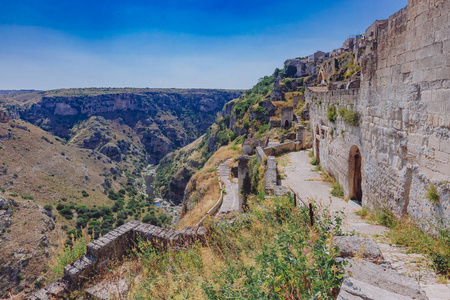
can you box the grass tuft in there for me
[425,184,440,204]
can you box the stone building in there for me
[308,51,327,63]
[306,0,449,231]
[281,106,294,128]
[269,117,281,129]
[0,108,11,123]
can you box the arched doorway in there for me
[349,146,362,202]
[315,125,320,164]
[318,71,324,84]
[284,120,290,128]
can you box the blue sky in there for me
[0,0,407,90]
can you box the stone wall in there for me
[29,221,207,299]
[306,0,449,231]
[265,156,277,194]
[263,141,302,157]
[237,156,250,211]
[256,146,267,164]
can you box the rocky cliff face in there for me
[15,89,242,163]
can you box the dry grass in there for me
[176,145,240,229]
[122,195,345,299]
[276,154,291,167]
[0,118,148,295]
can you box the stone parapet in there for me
[256,146,267,164]
[30,221,208,299]
[265,156,278,194]
[263,141,302,157]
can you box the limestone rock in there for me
[334,236,384,262]
[343,259,428,300]
[338,277,414,300]
[0,108,11,123]
[99,143,122,162]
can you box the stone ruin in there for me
[281,106,294,128]
[237,156,250,211]
[241,138,267,155]
[269,116,281,129]
[306,0,450,231]
[29,221,207,299]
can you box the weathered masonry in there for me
[29,221,207,299]
[306,0,449,231]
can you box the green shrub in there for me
[21,194,34,200]
[377,208,397,228]
[338,106,360,126]
[43,204,53,211]
[59,208,73,220]
[131,195,346,299]
[331,182,344,197]
[50,229,90,280]
[34,280,44,289]
[327,105,337,122]
[425,184,440,203]
[76,217,88,229]
[81,190,89,197]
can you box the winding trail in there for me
[217,158,240,214]
[279,150,450,300]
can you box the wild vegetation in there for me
[338,106,360,126]
[128,195,347,299]
[154,76,275,205]
[356,207,449,278]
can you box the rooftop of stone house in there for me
[308,86,329,93]
[272,101,291,107]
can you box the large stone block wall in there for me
[307,0,449,231]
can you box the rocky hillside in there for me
[2,88,243,163]
[160,44,362,217]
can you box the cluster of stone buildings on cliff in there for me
[305,0,449,231]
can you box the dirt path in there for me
[217,159,240,214]
[279,150,450,300]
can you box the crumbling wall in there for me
[265,156,277,194]
[237,156,250,211]
[29,221,208,299]
[263,141,302,156]
[281,106,294,128]
[307,0,449,231]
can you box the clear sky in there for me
[0,0,407,90]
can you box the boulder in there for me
[338,277,414,300]
[99,143,122,161]
[341,259,428,300]
[334,236,384,262]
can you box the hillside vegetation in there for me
[2,88,242,164]
[83,195,346,299]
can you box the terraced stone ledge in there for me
[29,221,208,299]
